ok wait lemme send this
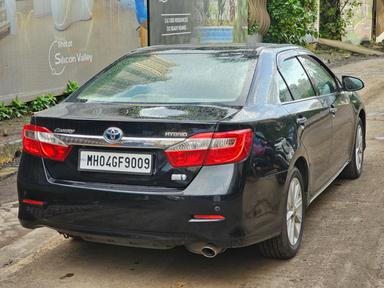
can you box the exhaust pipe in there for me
[201,244,220,258]
[186,242,223,258]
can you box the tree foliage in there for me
[319,0,361,40]
[265,0,318,45]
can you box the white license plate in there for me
[79,150,152,174]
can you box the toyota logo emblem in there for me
[103,127,123,144]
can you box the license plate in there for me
[79,150,152,174]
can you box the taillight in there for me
[165,129,252,168]
[23,124,71,161]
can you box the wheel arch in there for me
[293,157,309,206]
[358,109,366,149]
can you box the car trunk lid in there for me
[33,102,241,189]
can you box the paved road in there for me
[1,58,384,288]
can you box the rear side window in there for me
[279,58,315,100]
[298,56,337,95]
[278,74,293,102]
[69,52,257,105]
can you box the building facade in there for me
[0,0,250,103]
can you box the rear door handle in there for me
[329,106,338,115]
[296,116,307,126]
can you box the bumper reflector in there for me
[21,199,45,206]
[189,215,226,222]
[193,215,225,220]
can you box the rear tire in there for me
[60,232,83,242]
[259,168,305,259]
[341,118,364,179]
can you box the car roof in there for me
[129,43,301,56]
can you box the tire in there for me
[259,168,305,259]
[341,118,364,179]
[60,232,83,242]
[70,236,84,242]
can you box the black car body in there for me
[18,44,366,258]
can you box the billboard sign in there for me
[149,0,248,45]
[0,0,147,104]
[0,0,246,104]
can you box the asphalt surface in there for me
[0,58,384,288]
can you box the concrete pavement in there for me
[0,57,384,288]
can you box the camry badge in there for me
[103,127,123,144]
[54,128,75,134]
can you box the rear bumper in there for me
[19,193,245,249]
[18,154,283,249]
[19,191,275,249]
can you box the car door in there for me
[298,55,354,174]
[278,54,333,196]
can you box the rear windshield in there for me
[68,51,257,105]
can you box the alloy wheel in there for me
[286,177,303,246]
[355,125,363,173]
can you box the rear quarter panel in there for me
[220,103,305,242]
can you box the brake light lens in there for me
[165,129,252,168]
[23,124,71,161]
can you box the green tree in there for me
[265,0,318,45]
[319,0,361,40]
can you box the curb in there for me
[0,139,22,166]
[0,167,18,181]
[0,227,60,279]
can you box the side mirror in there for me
[342,76,364,92]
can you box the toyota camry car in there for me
[18,44,366,259]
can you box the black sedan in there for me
[18,44,366,259]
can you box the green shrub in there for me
[29,94,57,112]
[248,22,260,35]
[0,80,78,121]
[64,80,80,95]
[265,0,318,45]
[0,103,13,120]
[11,99,29,118]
